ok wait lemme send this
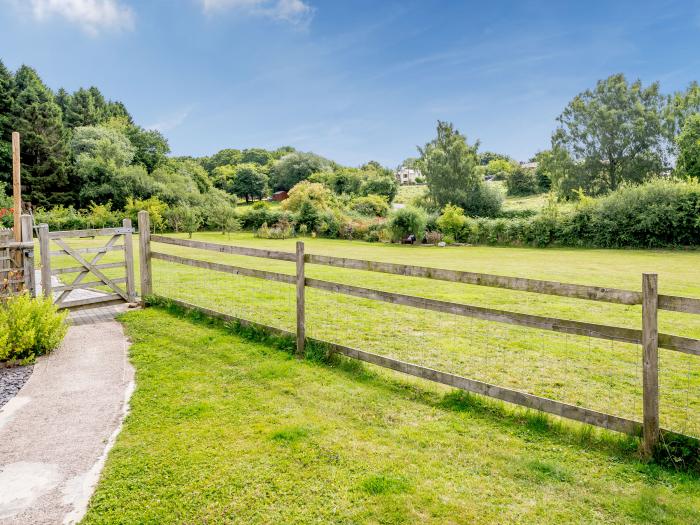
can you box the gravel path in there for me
[0,366,33,409]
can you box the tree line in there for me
[411,74,700,217]
[0,60,398,215]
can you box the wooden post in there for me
[20,214,35,297]
[296,240,305,358]
[642,273,659,458]
[38,223,52,299]
[12,132,21,242]
[123,218,136,303]
[138,211,152,304]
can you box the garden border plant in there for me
[0,293,68,365]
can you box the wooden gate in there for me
[38,219,136,310]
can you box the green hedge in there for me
[448,180,700,248]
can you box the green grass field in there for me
[82,307,700,524]
[394,184,427,204]
[49,233,700,440]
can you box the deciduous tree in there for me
[676,114,700,180]
[418,121,502,216]
[230,164,268,202]
[552,74,669,195]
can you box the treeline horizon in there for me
[1,60,699,212]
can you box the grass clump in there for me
[360,474,412,495]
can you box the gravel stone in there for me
[0,365,34,408]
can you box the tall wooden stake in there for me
[642,273,659,459]
[12,132,21,242]
[296,241,305,358]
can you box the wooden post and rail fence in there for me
[135,211,700,456]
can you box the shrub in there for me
[506,166,539,196]
[462,182,504,217]
[388,206,427,242]
[0,294,68,364]
[125,197,167,232]
[34,206,87,231]
[359,173,398,202]
[282,181,334,213]
[256,218,294,239]
[444,179,700,248]
[295,200,322,232]
[0,187,13,228]
[238,206,290,230]
[436,204,467,239]
[85,202,121,228]
[585,179,700,248]
[315,209,343,238]
[350,195,390,217]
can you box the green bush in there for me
[436,204,467,239]
[442,179,700,248]
[461,182,504,217]
[584,179,700,248]
[388,206,427,242]
[350,195,390,217]
[505,167,539,196]
[34,206,88,230]
[0,294,68,364]
[0,187,12,228]
[238,206,290,230]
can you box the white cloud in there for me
[146,107,192,133]
[29,0,134,36]
[200,0,313,26]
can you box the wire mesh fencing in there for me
[141,230,700,446]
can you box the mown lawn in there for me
[47,233,700,437]
[83,307,700,524]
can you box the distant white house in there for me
[395,166,422,185]
[520,161,538,170]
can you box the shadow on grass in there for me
[133,298,700,480]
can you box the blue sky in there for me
[2,0,699,167]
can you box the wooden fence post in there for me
[12,132,21,242]
[138,211,152,304]
[296,240,305,358]
[123,218,136,303]
[20,214,35,297]
[642,273,659,458]
[38,223,51,299]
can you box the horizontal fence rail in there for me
[151,235,296,262]
[144,230,700,453]
[151,252,296,284]
[47,226,132,239]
